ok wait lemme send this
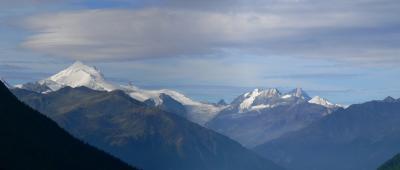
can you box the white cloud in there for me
[21,0,400,64]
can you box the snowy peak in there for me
[259,88,281,98]
[243,88,281,98]
[285,88,311,100]
[16,61,225,126]
[40,61,116,92]
[238,88,281,112]
[232,87,342,113]
[308,96,339,108]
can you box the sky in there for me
[0,0,399,104]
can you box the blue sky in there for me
[0,0,399,104]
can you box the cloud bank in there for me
[22,0,400,64]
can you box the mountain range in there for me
[254,96,400,170]
[13,86,283,170]
[5,61,400,170]
[206,88,341,147]
[17,61,226,125]
[16,61,342,148]
[0,81,136,170]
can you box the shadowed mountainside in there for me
[379,153,400,170]
[255,97,400,170]
[0,82,136,170]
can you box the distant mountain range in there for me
[15,61,342,148]
[13,86,283,170]
[16,61,226,125]
[0,81,136,170]
[254,96,400,170]
[206,88,341,147]
[6,61,400,170]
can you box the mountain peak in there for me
[383,96,396,103]
[258,88,281,97]
[217,99,228,106]
[308,96,338,108]
[65,61,100,73]
[71,60,85,67]
[39,61,116,92]
[236,88,281,112]
[265,88,280,95]
[244,88,280,98]
[286,88,311,100]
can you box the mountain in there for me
[206,88,340,147]
[217,99,228,106]
[284,88,311,100]
[379,153,400,170]
[0,81,136,170]
[254,97,400,170]
[309,96,342,108]
[145,93,188,117]
[122,85,226,125]
[12,86,283,170]
[16,61,225,125]
[17,61,116,92]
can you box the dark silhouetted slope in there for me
[379,153,400,170]
[0,82,136,170]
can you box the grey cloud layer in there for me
[22,0,400,64]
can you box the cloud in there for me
[264,73,364,80]
[0,64,25,71]
[0,0,62,7]
[21,0,400,64]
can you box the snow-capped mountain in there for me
[283,88,311,100]
[121,84,226,124]
[233,88,281,113]
[16,61,225,125]
[308,96,341,108]
[206,87,342,147]
[16,61,117,93]
[229,87,337,114]
[41,61,116,92]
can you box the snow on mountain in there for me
[285,88,311,100]
[38,61,117,92]
[207,88,343,147]
[122,85,199,106]
[281,94,292,99]
[308,96,340,108]
[15,61,341,126]
[230,87,342,114]
[121,84,226,124]
[16,61,224,125]
[237,88,281,113]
